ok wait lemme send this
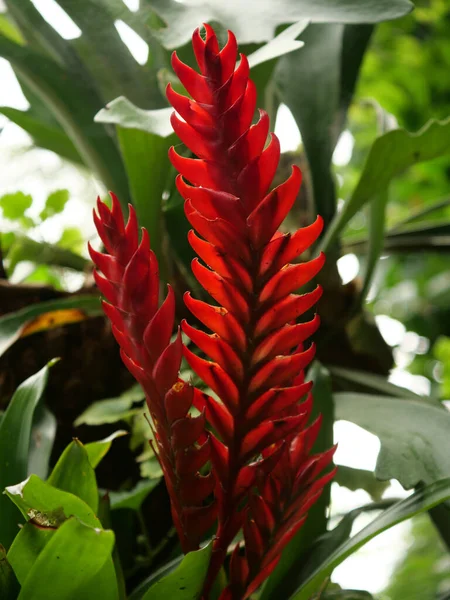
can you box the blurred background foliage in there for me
[2,0,450,597]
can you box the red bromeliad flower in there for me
[91,22,336,600]
[88,197,216,553]
[168,24,336,597]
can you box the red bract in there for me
[89,195,216,553]
[168,24,336,598]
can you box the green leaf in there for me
[56,0,163,109]
[334,393,450,488]
[0,294,102,358]
[28,404,57,480]
[109,479,159,511]
[95,97,173,138]
[129,555,183,600]
[329,366,423,399]
[0,33,130,205]
[262,362,335,600]
[0,14,25,45]
[5,474,101,529]
[247,20,307,68]
[290,479,450,599]
[0,544,20,600]
[143,543,212,600]
[322,117,450,252]
[0,107,84,165]
[58,227,84,252]
[0,192,32,221]
[47,440,98,512]
[7,236,88,275]
[335,466,389,502]
[7,522,55,586]
[39,189,69,220]
[275,24,342,226]
[0,364,51,549]
[145,0,412,48]
[116,126,174,271]
[84,431,128,469]
[17,517,114,600]
[74,384,144,426]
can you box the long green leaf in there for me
[17,517,114,600]
[28,404,57,480]
[7,235,89,275]
[328,366,423,399]
[47,440,99,513]
[0,294,102,358]
[0,34,129,205]
[145,0,412,48]
[116,127,174,271]
[322,117,450,252]
[143,543,212,600]
[95,97,173,137]
[57,0,163,108]
[0,107,84,164]
[334,392,450,489]
[290,478,450,599]
[0,365,51,549]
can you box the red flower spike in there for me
[90,195,216,554]
[168,24,336,597]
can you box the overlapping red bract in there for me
[91,23,336,600]
[88,197,216,553]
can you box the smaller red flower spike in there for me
[89,193,216,553]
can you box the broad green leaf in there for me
[335,466,389,502]
[7,522,55,585]
[28,404,57,479]
[329,366,423,399]
[95,97,173,138]
[145,0,412,48]
[359,104,398,305]
[143,543,212,600]
[47,440,98,512]
[5,474,101,529]
[129,555,183,600]
[84,431,128,469]
[0,544,20,600]
[116,127,174,270]
[0,107,84,165]
[247,20,307,67]
[290,478,450,599]
[0,14,25,45]
[109,479,159,511]
[275,24,342,226]
[7,236,88,275]
[0,365,50,549]
[0,294,102,357]
[262,362,335,600]
[0,192,32,221]
[0,33,130,205]
[74,384,143,426]
[39,189,69,220]
[17,517,114,600]
[322,117,450,252]
[335,393,450,488]
[56,0,163,109]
